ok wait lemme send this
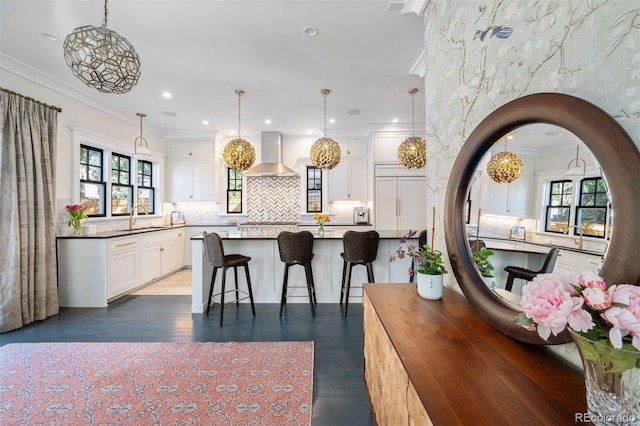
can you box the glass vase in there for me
[317,223,325,237]
[570,330,640,425]
[71,220,83,235]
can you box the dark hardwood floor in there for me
[0,295,374,426]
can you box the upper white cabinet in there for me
[328,139,368,202]
[373,133,425,163]
[476,156,536,218]
[166,141,215,202]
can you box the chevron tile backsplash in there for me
[246,176,300,222]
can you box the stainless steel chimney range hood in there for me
[244,132,297,177]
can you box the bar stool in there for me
[409,230,428,283]
[340,230,380,317]
[203,231,256,326]
[504,247,560,292]
[277,231,317,317]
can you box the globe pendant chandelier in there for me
[63,0,141,94]
[397,88,426,170]
[486,139,523,184]
[133,113,151,157]
[223,90,256,171]
[310,89,341,170]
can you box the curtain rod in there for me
[0,86,62,113]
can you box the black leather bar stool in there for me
[277,231,317,317]
[504,247,560,292]
[340,230,380,317]
[203,231,256,326]
[409,230,428,283]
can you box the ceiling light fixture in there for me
[162,92,172,99]
[133,113,151,157]
[397,88,426,170]
[565,145,586,176]
[486,138,523,183]
[63,0,141,94]
[310,89,341,170]
[222,90,256,171]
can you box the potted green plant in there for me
[412,243,448,300]
[472,246,496,288]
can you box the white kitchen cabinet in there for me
[557,249,603,272]
[140,229,185,282]
[108,236,140,299]
[479,156,536,218]
[373,132,425,163]
[375,176,427,231]
[328,157,368,201]
[58,228,186,307]
[166,141,215,202]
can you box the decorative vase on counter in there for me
[318,223,325,237]
[570,329,640,425]
[416,272,443,300]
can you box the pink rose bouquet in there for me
[515,270,640,352]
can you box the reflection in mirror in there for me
[445,93,640,345]
[463,123,610,307]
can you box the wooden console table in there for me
[363,284,586,425]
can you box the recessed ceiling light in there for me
[202,120,209,125]
[307,130,313,134]
[328,118,335,124]
[303,26,319,37]
[162,91,172,99]
[348,109,362,115]
[229,130,236,135]
[265,119,271,124]
[161,111,177,117]
[39,31,59,41]
[392,118,399,123]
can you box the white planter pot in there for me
[482,275,496,289]
[416,272,443,300]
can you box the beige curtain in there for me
[0,91,59,333]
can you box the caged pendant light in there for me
[486,138,523,184]
[565,145,586,176]
[133,113,151,157]
[63,0,141,94]
[310,89,341,170]
[397,88,426,170]
[223,90,256,171]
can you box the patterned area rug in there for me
[0,341,313,425]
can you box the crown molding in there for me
[0,53,165,138]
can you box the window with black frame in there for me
[307,166,322,213]
[137,159,155,215]
[111,153,133,215]
[227,168,242,213]
[576,177,608,238]
[545,179,573,233]
[79,145,106,217]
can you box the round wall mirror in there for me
[444,93,640,344]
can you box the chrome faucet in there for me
[129,204,144,230]
[565,225,584,250]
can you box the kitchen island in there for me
[190,229,415,313]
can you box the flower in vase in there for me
[65,204,88,234]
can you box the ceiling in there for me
[0,0,426,138]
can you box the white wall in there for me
[422,0,640,290]
[1,69,167,202]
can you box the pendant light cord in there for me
[235,89,245,139]
[411,92,416,136]
[323,92,328,137]
[102,0,109,27]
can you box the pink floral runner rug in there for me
[0,341,314,425]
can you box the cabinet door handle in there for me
[116,241,137,248]
[178,233,182,237]
[160,247,165,251]
[189,152,192,156]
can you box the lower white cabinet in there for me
[57,228,185,307]
[108,237,140,299]
[556,249,604,272]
